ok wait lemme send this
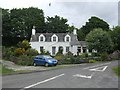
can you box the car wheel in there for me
[54,64,57,66]
[45,63,49,67]
[33,62,37,66]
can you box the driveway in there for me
[2,60,119,89]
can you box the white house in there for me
[30,27,92,56]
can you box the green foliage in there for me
[45,15,69,33]
[25,48,39,56]
[79,53,88,58]
[2,7,45,46]
[113,66,120,76]
[89,59,97,63]
[56,47,64,55]
[91,52,100,57]
[2,46,16,59]
[86,28,113,53]
[14,48,25,56]
[40,49,50,55]
[17,55,34,66]
[54,54,64,61]
[17,39,31,50]
[65,51,73,56]
[1,64,15,74]
[77,29,86,41]
[109,26,120,51]
[81,16,109,38]
[100,52,108,61]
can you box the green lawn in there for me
[113,66,120,76]
[0,64,15,74]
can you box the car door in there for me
[34,57,40,65]
[39,56,46,65]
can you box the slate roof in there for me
[30,33,86,46]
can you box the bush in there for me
[100,52,108,61]
[54,55,64,61]
[65,51,73,56]
[91,52,99,57]
[25,48,39,56]
[89,59,97,63]
[2,46,16,60]
[17,39,31,50]
[14,48,25,56]
[16,55,34,66]
[80,53,88,58]
[40,49,50,55]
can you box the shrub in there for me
[89,59,97,63]
[54,55,64,61]
[25,48,39,56]
[100,52,108,61]
[91,52,99,57]
[80,53,88,58]
[14,48,25,56]
[17,55,34,66]
[65,51,73,56]
[17,39,31,50]
[40,49,50,55]
[2,46,16,60]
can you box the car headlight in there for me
[48,60,52,63]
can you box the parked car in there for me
[33,55,58,67]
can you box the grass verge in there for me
[113,66,120,76]
[0,64,15,74]
[0,64,80,75]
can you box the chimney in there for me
[73,29,77,35]
[32,26,36,35]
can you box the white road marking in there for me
[89,66,108,72]
[23,74,65,89]
[73,72,95,79]
[83,62,111,70]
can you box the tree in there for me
[45,15,69,33]
[86,28,113,53]
[2,7,45,46]
[67,25,75,33]
[81,16,110,40]
[109,26,120,51]
[77,29,85,41]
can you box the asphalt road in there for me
[2,60,119,89]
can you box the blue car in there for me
[33,55,58,67]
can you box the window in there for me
[40,37,43,41]
[66,47,70,52]
[52,47,56,55]
[40,46,44,52]
[39,34,45,42]
[66,37,70,42]
[77,47,81,53]
[83,47,86,53]
[53,37,56,42]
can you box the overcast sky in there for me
[0,0,119,28]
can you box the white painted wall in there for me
[71,45,78,55]
[30,42,72,55]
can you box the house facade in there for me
[30,27,94,56]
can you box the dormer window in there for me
[66,37,70,42]
[51,34,58,42]
[39,34,45,42]
[40,37,43,41]
[65,34,71,42]
[53,37,56,42]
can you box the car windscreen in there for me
[43,56,52,59]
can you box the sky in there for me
[0,0,119,28]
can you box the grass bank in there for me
[113,66,120,76]
[0,64,15,74]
